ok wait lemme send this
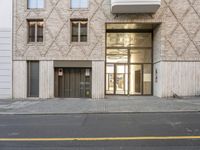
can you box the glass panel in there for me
[28,0,44,9]
[28,0,36,8]
[116,65,128,95]
[37,21,43,42]
[131,33,152,47]
[71,0,88,8]
[106,49,128,63]
[130,49,152,63]
[28,21,36,42]
[80,0,88,8]
[37,0,44,8]
[129,65,142,95]
[107,33,152,48]
[80,21,87,42]
[107,33,124,47]
[71,21,79,42]
[71,0,79,8]
[106,64,114,94]
[143,64,152,95]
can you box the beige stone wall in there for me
[13,61,27,98]
[39,61,54,98]
[13,0,200,61]
[92,61,105,99]
[154,61,200,97]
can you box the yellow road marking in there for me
[0,136,200,141]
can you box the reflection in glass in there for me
[107,49,128,63]
[107,33,124,47]
[107,33,152,48]
[130,49,151,63]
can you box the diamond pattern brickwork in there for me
[163,0,200,60]
[13,0,200,61]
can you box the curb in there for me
[0,110,200,115]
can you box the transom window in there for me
[71,20,88,42]
[28,0,44,9]
[28,20,44,43]
[71,0,88,9]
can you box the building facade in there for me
[0,0,12,99]
[13,0,200,99]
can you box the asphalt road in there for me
[0,112,200,150]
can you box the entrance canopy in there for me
[111,0,161,13]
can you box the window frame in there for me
[71,20,88,43]
[27,19,44,43]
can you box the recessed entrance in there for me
[54,68,92,98]
[106,24,153,96]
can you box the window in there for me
[27,61,39,97]
[28,20,44,43]
[28,0,44,9]
[71,0,88,9]
[71,20,88,42]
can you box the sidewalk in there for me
[0,96,200,114]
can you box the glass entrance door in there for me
[106,25,153,96]
[106,63,152,95]
[106,64,128,95]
